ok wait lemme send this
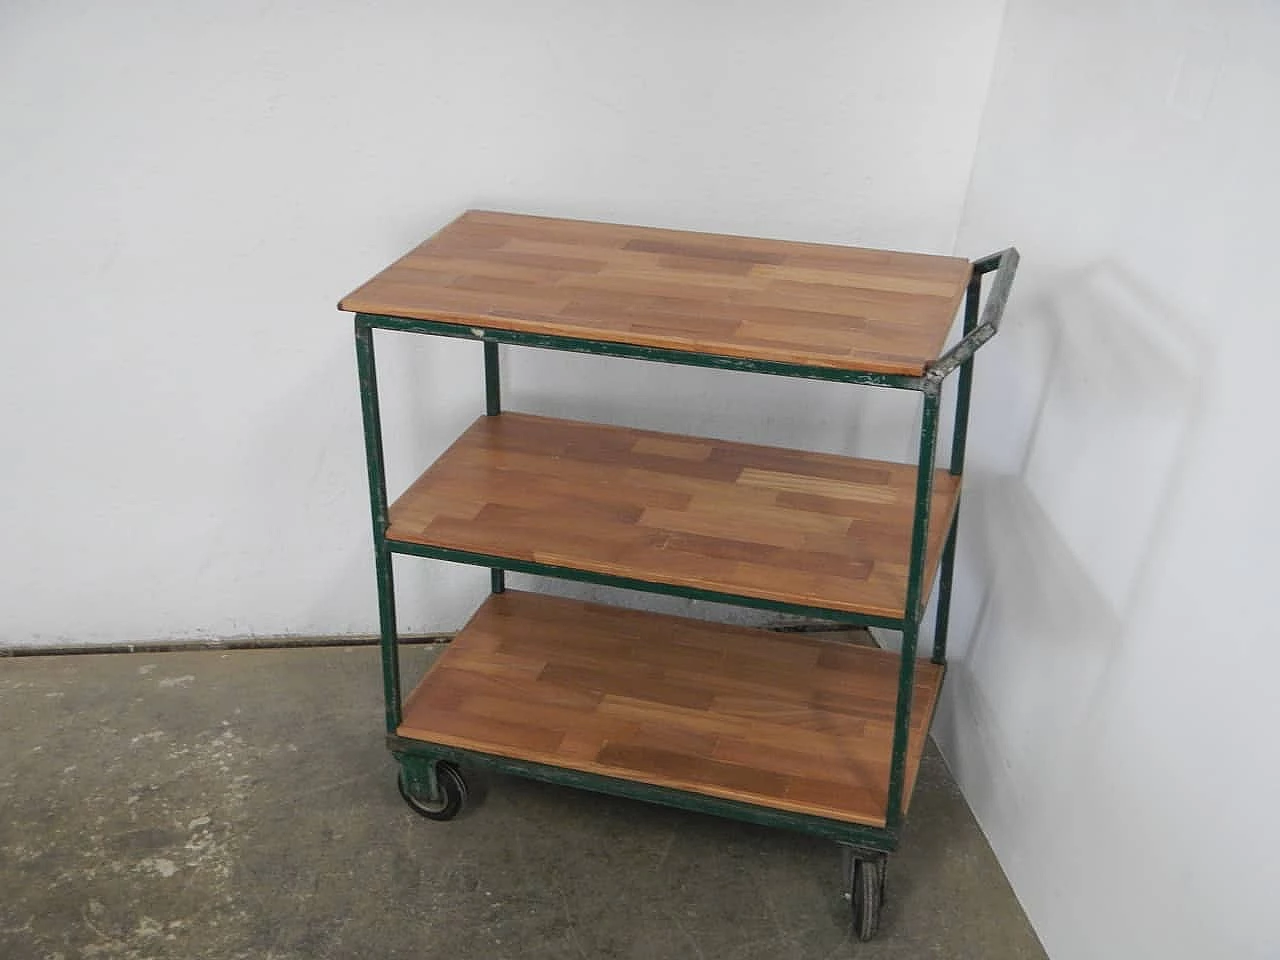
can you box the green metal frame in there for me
[354,246,1018,851]
[355,324,401,735]
[389,734,897,849]
[356,313,926,389]
[385,539,907,630]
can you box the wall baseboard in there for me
[0,632,455,658]
[2,617,869,658]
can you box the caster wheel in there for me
[850,858,882,942]
[397,763,468,821]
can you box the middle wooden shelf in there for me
[385,412,959,621]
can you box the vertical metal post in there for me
[484,339,506,594]
[950,272,982,476]
[885,387,940,832]
[933,269,983,663]
[931,514,959,665]
[484,340,502,416]
[355,321,402,733]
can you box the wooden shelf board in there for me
[398,591,943,827]
[387,413,960,621]
[339,210,972,377]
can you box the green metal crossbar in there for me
[385,538,908,630]
[355,313,928,390]
[388,734,898,850]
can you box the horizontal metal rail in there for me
[356,313,928,390]
[384,538,909,630]
[388,735,899,851]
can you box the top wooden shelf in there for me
[339,210,972,377]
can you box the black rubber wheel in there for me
[397,763,468,821]
[851,858,882,942]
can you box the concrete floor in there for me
[0,644,1046,960]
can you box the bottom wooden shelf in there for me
[398,591,942,828]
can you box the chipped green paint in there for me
[356,313,928,390]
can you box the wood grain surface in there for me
[387,414,959,620]
[399,591,943,826]
[339,210,972,376]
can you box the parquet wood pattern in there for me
[398,591,943,826]
[340,211,972,376]
[386,414,960,620]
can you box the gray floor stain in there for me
[1,644,1046,960]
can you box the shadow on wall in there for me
[938,261,1206,825]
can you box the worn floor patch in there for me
[0,646,1046,960]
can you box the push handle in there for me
[925,247,1020,383]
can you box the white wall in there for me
[938,1,1280,957]
[0,0,1005,646]
[9,1,1279,954]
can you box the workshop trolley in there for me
[340,210,1017,939]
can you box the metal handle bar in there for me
[925,247,1020,384]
